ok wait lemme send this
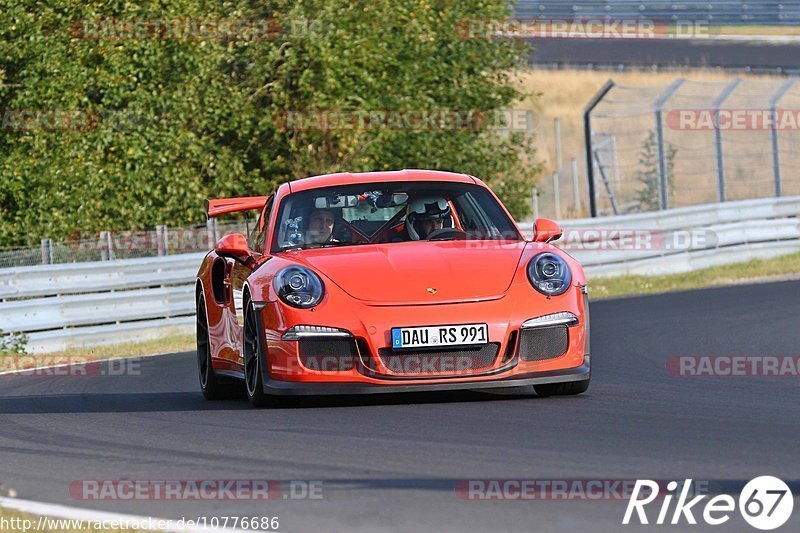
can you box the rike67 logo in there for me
[624,477,793,530]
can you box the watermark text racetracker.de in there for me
[668,109,800,131]
[456,479,709,501]
[557,228,716,252]
[70,17,334,40]
[0,356,141,377]
[71,18,281,40]
[667,355,800,377]
[273,108,536,133]
[1,109,99,132]
[457,18,717,40]
[69,479,323,501]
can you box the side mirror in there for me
[215,233,253,263]
[533,218,563,243]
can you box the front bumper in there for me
[256,283,590,391]
[262,356,590,395]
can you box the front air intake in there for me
[298,338,358,371]
[518,326,568,362]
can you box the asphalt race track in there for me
[528,38,800,73]
[1,281,799,532]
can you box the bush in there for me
[0,330,28,356]
[0,0,539,246]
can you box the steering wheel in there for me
[427,227,467,241]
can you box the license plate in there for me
[391,323,488,349]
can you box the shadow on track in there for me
[0,387,581,414]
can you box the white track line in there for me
[0,496,255,533]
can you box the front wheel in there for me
[243,301,272,408]
[534,377,590,397]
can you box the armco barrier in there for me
[519,196,800,274]
[1,197,798,353]
[515,1,800,26]
[0,254,204,353]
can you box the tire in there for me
[534,377,590,397]
[197,294,238,400]
[243,301,272,408]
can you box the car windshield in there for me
[272,181,521,252]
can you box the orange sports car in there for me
[195,169,590,406]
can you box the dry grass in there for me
[38,334,195,359]
[515,69,800,219]
[590,251,800,300]
[0,334,194,373]
[513,68,781,180]
[715,26,800,36]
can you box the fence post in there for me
[99,231,113,261]
[40,238,53,265]
[554,118,562,172]
[583,79,615,217]
[156,225,168,256]
[571,157,581,213]
[530,187,539,221]
[525,110,535,141]
[552,172,561,219]
[769,78,797,197]
[593,147,619,216]
[206,218,218,249]
[654,79,685,211]
[712,79,741,203]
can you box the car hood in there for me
[289,241,527,305]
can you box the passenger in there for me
[404,196,452,240]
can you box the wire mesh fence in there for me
[534,77,800,219]
[0,219,251,269]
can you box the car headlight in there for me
[274,266,325,308]
[527,252,572,296]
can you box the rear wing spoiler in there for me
[205,196,270,218]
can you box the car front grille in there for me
[518,326,569,362]
[376,343,500,376]
[298,338,358,371]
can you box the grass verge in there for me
[713,26,800,36]
[0,334,195,373]
[590,252,800,300]
[36,334,195,359]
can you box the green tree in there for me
[636,130,676,211]
[0,0,538,246]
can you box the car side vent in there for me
[211,258,227,304]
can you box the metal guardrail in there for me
[515,1,800,25]
[1,196,798,353]
[0,254,204,353]
[519,196,800,275]
[0,253,205,299]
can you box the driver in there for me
[405,196,452,240]
[305,208,339,244]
